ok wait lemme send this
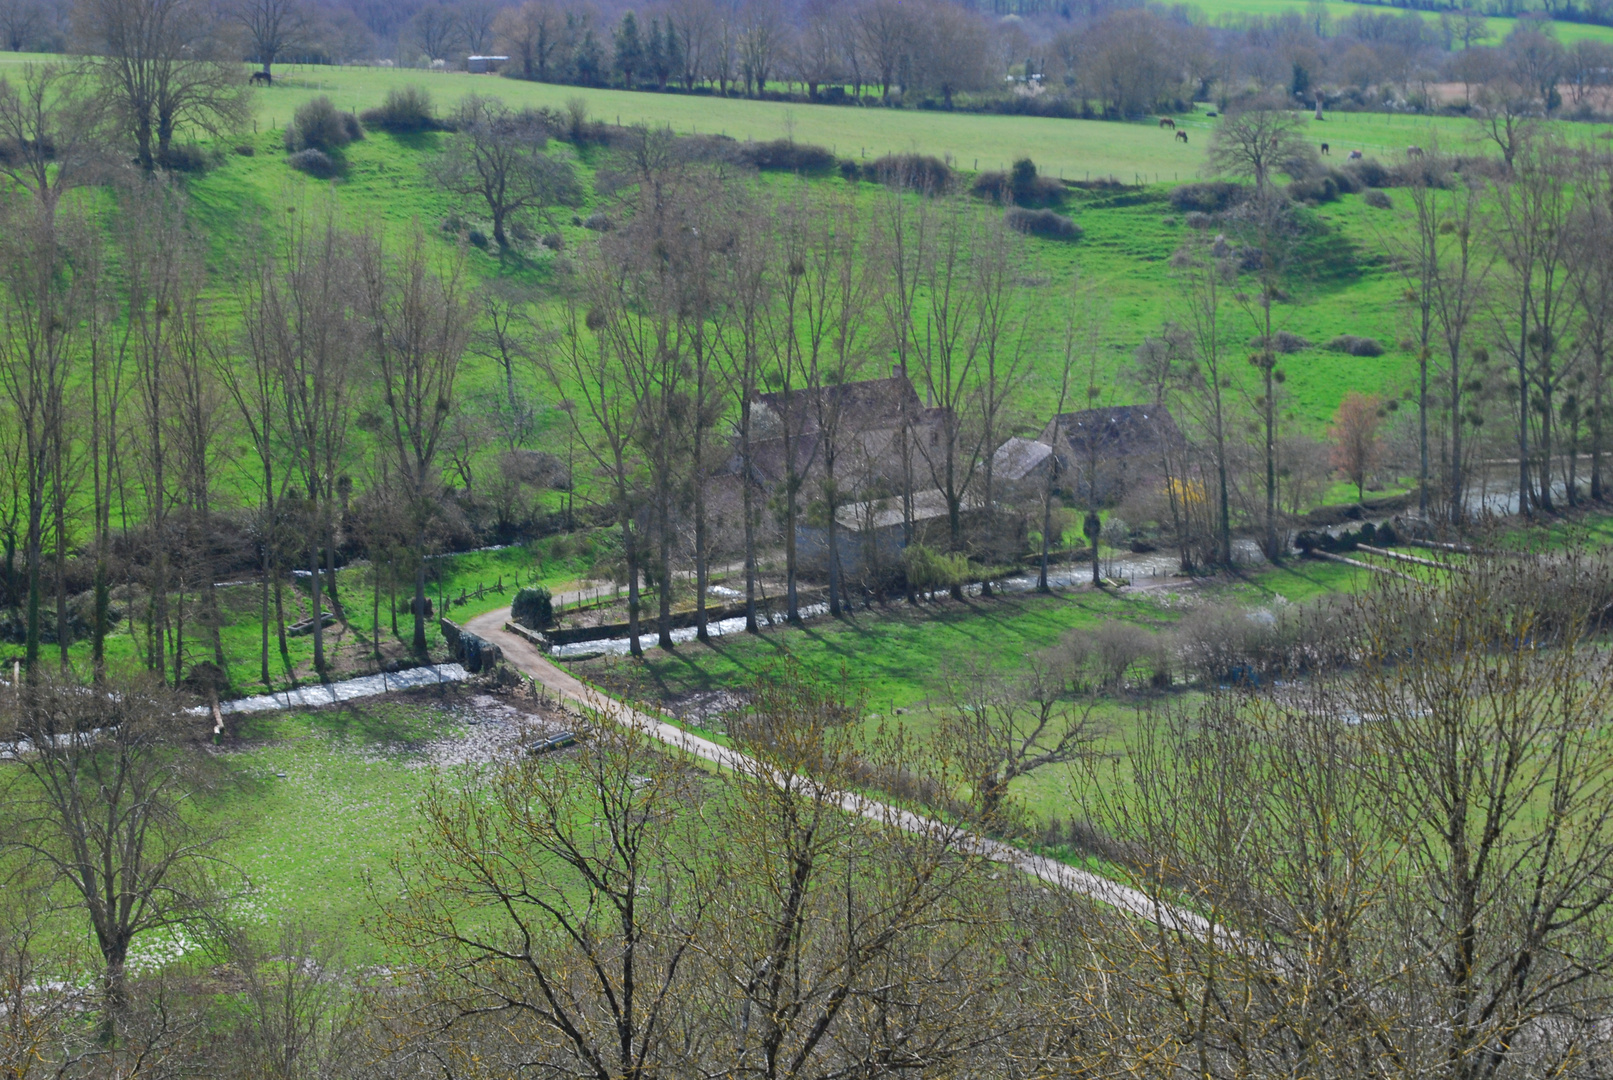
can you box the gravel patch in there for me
[414,693,573,767]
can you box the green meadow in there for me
[1188,0,1613,45]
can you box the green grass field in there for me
[244,64,1613,183]
[1188,0,1613,45]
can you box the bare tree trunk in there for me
[260,540,272,686]
[1594,349,1606,501]
[694,469,709,643]
[273,563,294,685]
[625,519,642,657]
[412,535,429,658]
[310,537,326,675]
[656,486,673,650]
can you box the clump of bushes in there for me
[157,144,209,172]
[1364,189,1393,210]
[234,144,255,157]
[1171,598,1351,687]
[284,96,362,155]
[512,586,555,629]
[1326,334,1385,357]
[561,96,594,143]
[740,139,837,175]
[1250,331,1312,353]
[1061,624,1170,692]
[972,157,1064,206]
[1287,174,1338,204]
[1344,157,1390,188]
[1289,166,1366,204]
[1005,206,1081,241]
[287,148,337,179]
[858,153,952,193]
[1168,181,1249,214]
[1184,210,1212,229]
[359,85,444,133]
[902,544,970,598]
[583,212,613,231]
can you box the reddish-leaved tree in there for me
[1329,391,1383,501]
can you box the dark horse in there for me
[249,70,272,85]
[1320,142,1330,155]
[1176,130,1188,143]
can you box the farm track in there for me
[464,606,1209,934]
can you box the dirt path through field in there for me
[463,606,1200,932]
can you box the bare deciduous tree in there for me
[358,229,472,658]
[495,0,566,81]
[1206,98,1314,192]
[939,653,1097,820]
[225,0,310,82]
[434,95,580,250]
[3,673,232,1035]
[0,64,104,216]
[75,0,252,172]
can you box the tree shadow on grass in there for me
[383,129,444,153]
[625,632,787,700]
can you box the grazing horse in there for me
[1348,149,1363,161]
[249,70,272,85]
[1407,145,1424,158]
[1320,142,1330,155]
[1176,130,1188,143]
[1159,117,1176,129]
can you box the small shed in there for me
[992,437,1054,494]
[466,55,509,74]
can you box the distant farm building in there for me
[1041,405,1182,502]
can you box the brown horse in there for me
[1176,130,1188,143]
[1320,142,1330,155]
[1407,145,1424,158]
[1159,117,1176,130]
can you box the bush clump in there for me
[864,153,952,193]
[583,212,613,231]
[972,157,1064,206]
[286,148,337,179]
[1364,189,1393,210]
[1168,181,1249,213]
[359,86,443,133]
[1250,330,1312,353]
[1326,334,1385,357]
[234,144,255,157]
[740,139,837,175]
[1004,206,1082,241]
[902,544,970,597]
[1172,599,1350,686]
[157,144,209,172]
[284,96,362,155]
[1345,157,1390,187]
[1287,174,1340,204]
[512,586,555,629]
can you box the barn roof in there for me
[992,437,1054,482]
[754,371,925,434]
[1041,405,1182,458]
